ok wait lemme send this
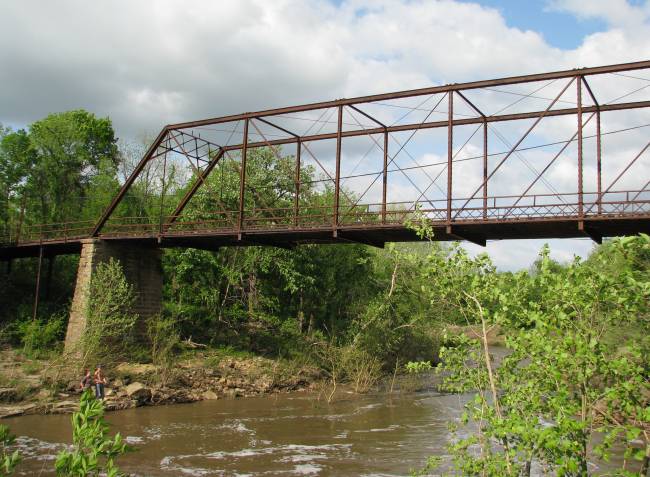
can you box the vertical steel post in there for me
[16,195,26,244]
[238,119,249,234]
[577,76,584,218]
[596,110,602,214]
[334,106,343,231]
[382,130,388,224]
[294,140,301,227]
[32,246,43,321]
[45,256,54,300]
[159,138,168,236]
[483,120,488,219]
[447,93,453,223]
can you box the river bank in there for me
[0,347,325,419]
[0,324,506,419]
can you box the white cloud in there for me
[0,0,648,269]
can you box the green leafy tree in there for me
[425,237,649,476]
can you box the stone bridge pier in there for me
[64,239,163,353]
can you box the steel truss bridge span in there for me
[2,60,650,259]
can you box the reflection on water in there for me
[7,389,469,476]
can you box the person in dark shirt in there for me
[79,369,92,392]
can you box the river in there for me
[8,387,470,476]
[4,379,635,476]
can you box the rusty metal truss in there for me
[2,60,650,258]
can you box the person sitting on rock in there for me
[79,369,92,392]
[93,365,107,400]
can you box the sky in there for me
[1,0,649,270]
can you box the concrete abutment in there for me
[64,239,162,353]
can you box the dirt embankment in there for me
[0,349,324,418]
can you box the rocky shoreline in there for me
[0,353,324,419]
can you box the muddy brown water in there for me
[8,388,471,476]
[5,385,634,477]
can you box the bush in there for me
[76,259,137,370]
[146,314,179,384]
[19,313,66,357]
[55,390,129,476]
[340,345,382,393]
[0,425,20,476]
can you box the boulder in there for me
[124,382,152,402]
[0,404,36,419]
[202,390,218,400]
[50,401,79,414]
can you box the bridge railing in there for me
[1,189,648,247]
[0,220,96,247]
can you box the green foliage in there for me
[55,390,129,477]
[19,313,66,357]
[429,237,650,476]
[79,259,137,368]
[0,425,20,476]
[1,110,118,229]
[405,361,432,374]
[146,314,179,383]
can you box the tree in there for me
[424,238,649,476]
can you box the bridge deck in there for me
[2,196,649,259]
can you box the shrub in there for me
[55,390,129,476]
[77,259,137,369]
[146,314,179,384]
[0,425,20,476]
[340,345,382,393]
[19,313,66,357]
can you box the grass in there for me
[21,361,42,375]
[203,345,256,368]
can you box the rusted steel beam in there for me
[238,119,249,235]
[582,77,599,107]
[334,105,343,232]
[577,76,584,218]
[174,130,223,157]
[447,92,454,223]
[503,113,596,219]
[596,111,603,215]
[169,133,231,217]
[382,131,388,224]
[336,233,385,249]
[584,141,650,215]
[255,117,299,138]
[456,90,486,118]
[446,225,486,247]
[455,77,576,218]
[168,60,650,130]
[215,100,650,152]
[92,127,170,236]
[579,221,603,244]
[167,148,225,225]
[483,121,488,220]
[348,104,387,128]
[158,137,169,236]
[294,140,301,227]
[32,246,43,320]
